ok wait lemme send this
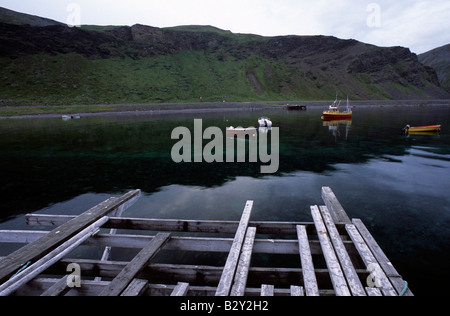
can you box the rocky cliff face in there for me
[0,6,448,103]
[419,44,450,92]
[0,23,118,58]
[130,24,232,52]
[348,46,440,89]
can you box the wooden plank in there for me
[311,205,351,296]
[40,275,71,297]
[319,206,366,296]
[171,282,190,297]
[261,284,274,296]
[296,225,319,296]
[121,279,148,296]
[382,288,398,296]
[365,287,382,296]
[43,258,345,289]
[0,230,47,243]
[95,194,139,282]
[0,189,140,284]
[352,219,399,277]
[345,224,397,296]
[2,230,349,256]
[16,278,109,296]
[216,201,253,296]
[0,216,109,297]
[26,214,80,227]
[352,219,413,296]
[174,284,320,297]
[290,285,304,296]
[20,278,338,297]
[100,232,170,296]
[230,227,257,296]
[26,214,322,235]
[321,187,351,224]
[99,194,138,262]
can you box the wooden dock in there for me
[0,187,412,296]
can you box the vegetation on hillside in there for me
[0,6,448,106]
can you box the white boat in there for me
[258,117,272,128]
[62,114,81,120]
[226,126,257,135]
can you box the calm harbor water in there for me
[0,104,449,295]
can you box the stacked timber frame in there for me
[0,187,412,296]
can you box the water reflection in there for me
[406,131,441,137]
[0,105,448,219]
[322,119,352,142]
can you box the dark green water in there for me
[0,104,449,295]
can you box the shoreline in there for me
[1,99,449,120]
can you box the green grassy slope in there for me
[0,51,334,106]
[2,50,430,106]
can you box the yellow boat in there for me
[404,125,441,134]
[407,131,441,136]
[322,96,352,120]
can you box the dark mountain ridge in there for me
[0,6,62,27]
[0,6,448,105]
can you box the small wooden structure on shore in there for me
[0,187,412,296]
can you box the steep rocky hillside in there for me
[0,6,448,105]
[419,44,450,92]
[0,6,62,27]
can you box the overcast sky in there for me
[1,0,449,54]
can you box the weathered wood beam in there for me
[40,275,71,297]
[290,285,304,296]
[17,278,337,297]
[296,225,319,296]
[321,186,351,224]
[121,279,148,297]
[345,223,397,296]
[100,232,171,296]
[261,284,274,296]
[230,227,256,296]
[0,230,360,256]
[0,189,140,284]
[26,214,328,235]
[311,205,351,296]
[216,201,253,296]
[170,282,190,297]
[0,216,109,296]
[319,206,366,296]
[351,219,413,296]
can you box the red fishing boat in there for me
[322,96,352,120]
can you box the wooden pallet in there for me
[0,187,412,296]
